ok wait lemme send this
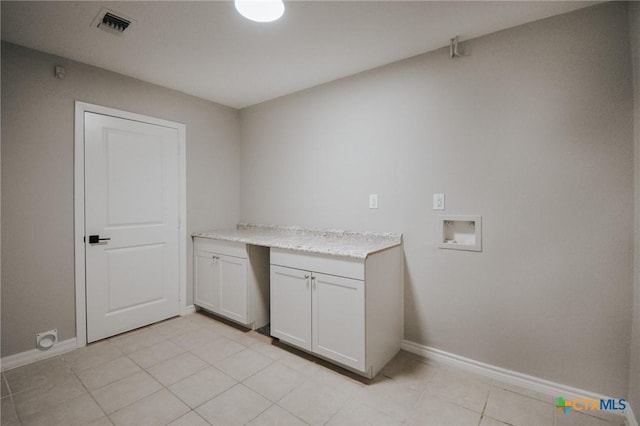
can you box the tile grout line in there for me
[275,401,315,426]
[66,353,112,424]
[10,355,75,425]
[243,399,276,425]
[233,346,284,385]
[321,395,359,426]
[476,383,492,426]
[168,367,237,413]
[3,372,23,426]
[240,364,301,407]
[108,388,173,426]
[125,323,260,424]
[156,388,195,426]
[5,316,231,426]
[127,343,187,371]
[144,318,260,422]
[73,339,177,423]
[129,329,231,425]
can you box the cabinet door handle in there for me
[212,255,219,260]
[304,274,310,279]
[311,276,316,290]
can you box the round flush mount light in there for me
[235,0,285,23]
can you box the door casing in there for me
[74,101,187,348]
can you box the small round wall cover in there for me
[36,330,57,350]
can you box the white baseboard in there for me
[2,307,196,372]
[401,340,628,418]
[1,338,78,372]
[182,304,196,316]
[628,406,638,426]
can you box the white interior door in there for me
[85,112,180,342]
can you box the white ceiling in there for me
[2,1,599,109]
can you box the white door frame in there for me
[74,101,187,348]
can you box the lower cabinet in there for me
[194,237,402,378]
[195,253,248,323]
[194,250,220,313]
[271,266,365,371]
[270,266,312,350]
[193,238,269,330]
[313,272,365,370]
[270,247,401,378]
[218,256,249,323]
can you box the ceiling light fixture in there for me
[235,0,285,23]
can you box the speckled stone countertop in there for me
[192,223,402,260]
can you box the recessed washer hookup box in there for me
[438,214,482,252]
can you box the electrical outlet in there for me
[433,193,445,210]
[369,194,378,209]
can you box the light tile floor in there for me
[0,312,628,426]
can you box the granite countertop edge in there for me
[192,223,402,260]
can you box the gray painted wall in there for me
[2,2,638,405]
[1,42,241,357]
[240,3,634,397]
[630,1,640,417]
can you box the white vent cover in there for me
[92,8,134,36]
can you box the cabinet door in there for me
[270,266,312,351]
[312,272,365,371]
[218,255,248,324]
[194,250,219,313]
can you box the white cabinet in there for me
[270,266,312,350]
[194,250,219,313]
[217,255,248,323]
[271,266,365,371]
[193,238,269,330]
[312,272,365,370]
[270,247,402,378]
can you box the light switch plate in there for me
[433,193,445,210]
[369,194,378,209]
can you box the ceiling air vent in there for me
[92,8,134,36]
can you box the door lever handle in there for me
[88,235,111,244]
